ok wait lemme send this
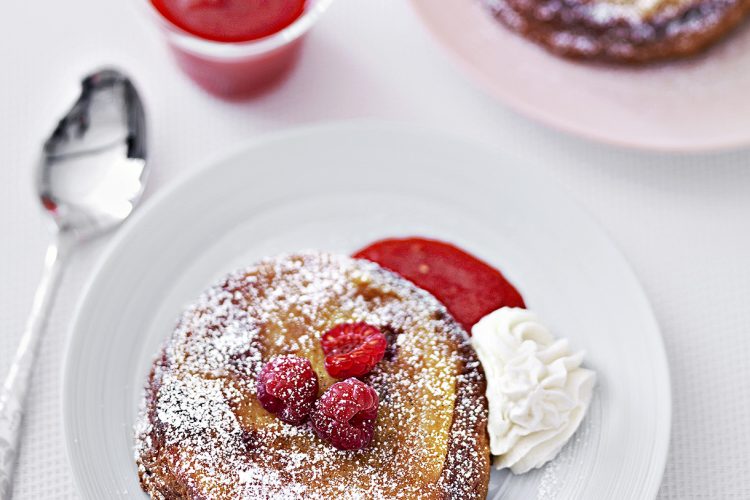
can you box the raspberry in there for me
[320,322,387,378]
[311,378,379,450]
[255,355,319,425]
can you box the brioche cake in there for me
[483,0,750,62]
[135,252,490,499]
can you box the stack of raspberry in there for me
[255,323,387,450]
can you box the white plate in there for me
[63,123,671,499]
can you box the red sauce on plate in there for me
[353,237,525,333]
[151,0,306,43]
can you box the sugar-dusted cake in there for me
[135,252,490,499]
[484,0,750,62]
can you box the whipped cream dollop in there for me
[471,307,596,474]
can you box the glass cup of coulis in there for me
[142,0,333,98]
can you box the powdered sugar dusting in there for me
[135,252,489,499]
[483,0,748,62]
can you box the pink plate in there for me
[410,0,750,152]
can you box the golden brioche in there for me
[135,252,490,499]
[484,0,750,62]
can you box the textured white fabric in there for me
[0,0,748,498]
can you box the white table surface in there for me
[1,0,748,498]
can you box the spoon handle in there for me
[0,238,67,499]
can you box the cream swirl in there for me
[471,307,596,474]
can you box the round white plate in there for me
[64,123,670,499]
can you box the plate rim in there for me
[62,120,672,499]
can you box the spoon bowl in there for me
[37,69,148,237]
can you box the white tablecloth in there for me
[1,0,748,498]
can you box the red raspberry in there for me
[320,322,387,378]
[311,378,379,450]
[256,355,319,425]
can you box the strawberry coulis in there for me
[151,0,306,43]
[353,237,525,333]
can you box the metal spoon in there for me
[0,68,147,498]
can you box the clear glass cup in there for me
[141,0,334,98]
